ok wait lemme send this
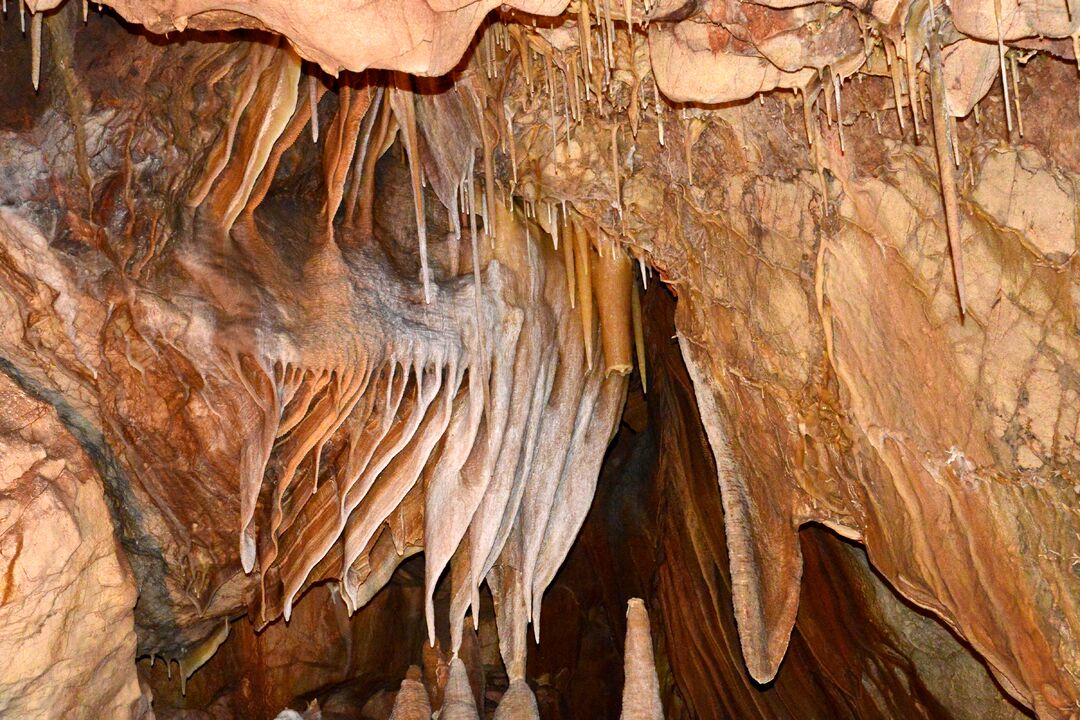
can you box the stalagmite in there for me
[572,219,595,369]
[441,657,480,720]
[631,279,646,392]
[993,0,1014,132]
[620,599,663,719]
[308,74,320,143]
[30,11,41,91]
[494,679,540,719]
[594,243,633,377]
[887,40,907,131]
[928,24,968,319]
[389,667,431,720]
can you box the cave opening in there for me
[0,1,1077,719]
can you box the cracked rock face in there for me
[0,0,1077,718]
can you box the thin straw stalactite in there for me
[393,83,432,303]
[928,23,968,320]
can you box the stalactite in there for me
[579,0,592,82]
[620,599,663,719]
[886,39,907,131]
[822,68,835,126]
[683,114,694,186]
[603,0,614,80]
[563,207,577,309]
[322,83,375,229]
[308,74,320,143]
[352,94,392,235]
[30,11,41,91]
[632,278,646,393]
[504,98,518,188]
[594,242,633,376]
[928,24,968,320]
[392,84,431,303]
[188,44,277,207]
[545,52,559,175]
[205,47,301,232]
[904,36,922,138]
[802,89,814,147]
[479,108,498,244]
[950,115,961,167]
[611,123,622,216]
[464,159,489,425]
[1010,52,1025,137]
[572,219,595,369]
[833,71,845,153]
[244,76,328,215]
[654,75,665,146]
[993,0,1015,132]
[563,68,572,146]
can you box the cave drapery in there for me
[0,0,1077,718]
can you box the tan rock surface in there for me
[0,372,147,718]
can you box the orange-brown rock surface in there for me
[0,0,1077,718]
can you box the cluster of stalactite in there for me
[0,8,655,712]
[2,0,1078,716]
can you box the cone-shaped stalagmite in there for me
[620,598,663,720]
[494,679,540,719]
[389,666,432,720]
[440,657,481,720]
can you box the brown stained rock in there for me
[0,372,148,719]
[1,3,1079,719]
[971,147,1077,264]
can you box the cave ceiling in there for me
[0,0,1078,717]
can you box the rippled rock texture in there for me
[0,0,1077,717]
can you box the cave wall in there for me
[0,0,1077,718]
[0,371,148,717]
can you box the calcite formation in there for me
[0,0,1076,717]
